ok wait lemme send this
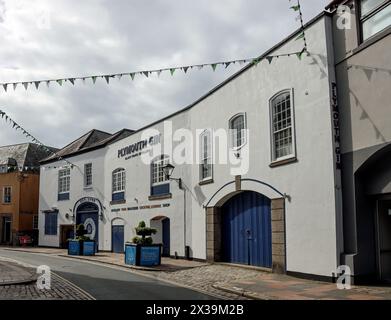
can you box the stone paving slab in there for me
[0,259,37,286]
[213,272,391,300]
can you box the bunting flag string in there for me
[290,0,308,52]
[0,109,76,170]
[0,51,306,93]
[0,1,308,93]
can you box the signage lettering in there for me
[331,82,341,170]
[117,134,161,160]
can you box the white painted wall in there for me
[39,15,340,277]
[38,148,106,248]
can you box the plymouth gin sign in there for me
[117,134,161,160]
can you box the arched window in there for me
[229,113,247,150]
[112,168,125,201]
[270,89,296,162]
[150,155,170,196]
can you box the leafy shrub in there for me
[132,221,156,245]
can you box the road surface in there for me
[0,249,217,300]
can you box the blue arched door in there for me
[222,191,272,267]
[76,202,99,251]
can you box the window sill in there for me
[269,157,297,168]
[84,186,93,190]
[110,200,126,205]
[148,193,172,201]
[199,179,214,186]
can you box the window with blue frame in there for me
[44,211,58,235]
[112,168,126,201]
[151,155,170,196]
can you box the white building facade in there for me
[39,13,344,280]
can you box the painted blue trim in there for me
[112,192,125,201]
[151,183,170,196]
[204,178,285,208]
[44,211,58,235]
[58,192,70,201]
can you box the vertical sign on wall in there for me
[331,82,341,170]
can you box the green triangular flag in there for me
[13,83,18,90]
[211,64,217,71]
[56,79,63,86]
[34,81,40,89]
[296,50,304,60]
[252,58,260,66]
[183,66,189,73]
[170,68,176,76]
[363,68,373,81]
[92,76,97,84]
[143,71,149,78]
[23,82,29,90]
[295,32,305,41]
[2,84,7,92]
[290,5,300,11]
[266,56,273,64]
[68,78,75,85]
[225,62,231,69]
[129,73,135,80]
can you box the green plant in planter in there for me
[75,224,90,241]
[132,221,157,245]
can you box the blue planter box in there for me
[68,240,96,256]
[125,243,162,266]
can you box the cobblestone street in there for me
[141,264,261,300]
[0,273,94,300]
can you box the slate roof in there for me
[41,129,134,164]
[0,143,57,170]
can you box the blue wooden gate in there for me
[112,225,124,253]
[222,191,272,267]
[162,218,170,257]
[76,202,99,251]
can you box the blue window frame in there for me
[44,211,58,235]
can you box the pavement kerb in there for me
[212,283,275,300]
[0,275,38,287]
[0,257,39,286]
[58,254,173,272]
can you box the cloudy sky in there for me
[0,0,328,148]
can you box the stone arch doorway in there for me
[355,143,391,281]
[206,184,286,273]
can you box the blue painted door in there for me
[112,225,124,253]
[222,191,272,268]
[162,218,170,256]
[76,202,99,251]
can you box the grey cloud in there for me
[0,0,328,148]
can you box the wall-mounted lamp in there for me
[162,163,182,189]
